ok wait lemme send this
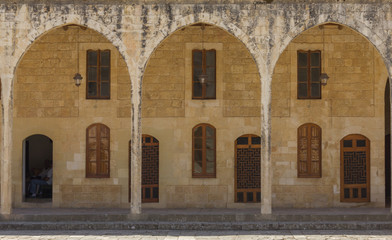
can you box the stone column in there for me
[1,74,13,215]
[130,74,142,215]
[260,73,272,214]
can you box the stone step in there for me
[0,221,391,231]
[3,213,392,222]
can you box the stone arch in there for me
[273,18,390,75]
[12,11,129,80]
[139,13,265,84]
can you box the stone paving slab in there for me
[0,230,392,240]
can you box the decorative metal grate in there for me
[142,145,159,185]
[235,135,261,203]
[344,151,367,185]
[236,148,261,189]
[340,134,370,203]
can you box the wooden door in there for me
[340,134,370,202]
[235,134,261,203]
[129,134,159,203]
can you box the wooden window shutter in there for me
[192,123,216,178]
[297,50,321,99]
[87,50,111,99]
[192,49,216,99]
[297,123,321,178]
[86,123,110,178]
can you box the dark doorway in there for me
[385,80,391,208]
[23,134,53,202]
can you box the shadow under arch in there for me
[273,20,389,75]
[22,134,53,202]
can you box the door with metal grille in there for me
[340,134,370,202]
[235,134,261,203]
[129,134,159,203]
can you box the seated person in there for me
[29,162,52,197]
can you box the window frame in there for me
[192,123,216,178]
[234,134,261,203]
[297,123,322,178]
[86,49,111,100]
[192,49,216,100]
[297,50,322,99]
[86,123,110,178]
[340,134,370,202]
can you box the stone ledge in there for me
[0,221,391,230]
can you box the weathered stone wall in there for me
[271,25,388,208]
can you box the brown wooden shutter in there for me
[297,50,321,99]
[192,123,216,178]
[87,50,111,99]
[298,123,321,177]
[310,124,321,176]
[86,123,110,178]
[192,49,216,99]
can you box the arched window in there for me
[192,123,216,178]
[86,123,110,178]
[297,123,322,178]
[340,134,370,202]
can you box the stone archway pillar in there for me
[260,70,272,214]
[130,71,142,215]
[1,73,14,215]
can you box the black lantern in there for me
[73,73,83,87]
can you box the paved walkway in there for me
[0,230,392,239]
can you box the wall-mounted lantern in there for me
[73,73,83,87]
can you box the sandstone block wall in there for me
[142,25,261,208]
[142,25,260,118]
[271,25,388,208]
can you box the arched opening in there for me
[141,22,261,208]
[23,134,53,202]
[13,24,131,207]
[271,23,388,208]
[385,79,391,207]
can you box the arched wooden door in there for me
[129,134,159,203]
[235,134,261,203]
[340,134,370,202]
